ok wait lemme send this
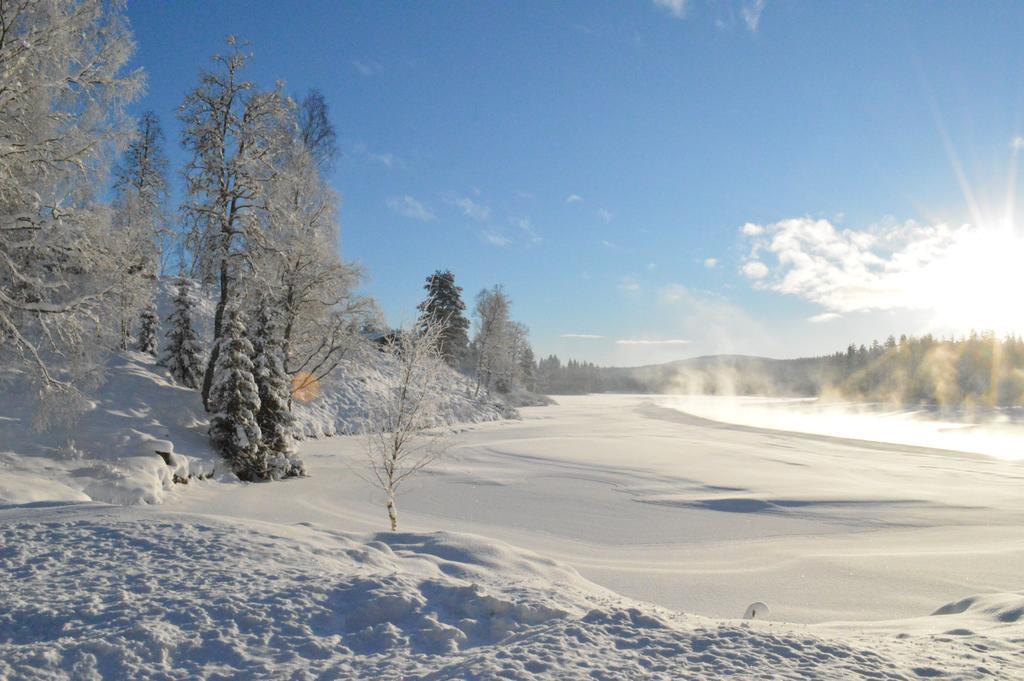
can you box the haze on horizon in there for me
[124,0,1024,367]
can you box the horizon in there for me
[124,1,1024,365]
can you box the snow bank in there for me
[0,352,218,506]
[0,348,510,506]
[1,503,1014,680]
[0,280,517,506]
[290,354,514,439]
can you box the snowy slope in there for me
[2,502,1017,680]
[0,337,511,507]
[290,354,514,439]
[0,352,216,506]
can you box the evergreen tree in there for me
[161,278,203,389]
[251,303,304,479]
[519,346,537,392]
[137,303,159,356]
[417,270,470,367]
[208,309,264,480]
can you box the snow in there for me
[3,387,1024,677]
[0,346,507,505]
[3,503,1020,679]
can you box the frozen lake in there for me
[169,393,1024,624]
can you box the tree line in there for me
[537,333,1024,409]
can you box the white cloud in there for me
[1013,137,1024,150]
[482,230,511,247]
[741,0,767,32]
[658,283,688,304]
[808,312,841,323]
[353,143,399,168]
[742,261,769,279]
[618,276,640,293]
[560,333,604,339]
[616,338,691,346]
[352,59,381,76]
[739,216,1024,331]
[704,257,719,268]
[386,195,435,221]
[596,208,613,223]
[741,222,765,236]
[646,262,658,271]
[654,283,773,356]
[453,197,491,221]
[514,217,543,244]
[566,194,584,204]
[653,0,687,19]
[367,151,394,167]
[600,239,618,249]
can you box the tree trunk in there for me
[201,261,230,410]
[386,494,398,531]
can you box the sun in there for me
[924,221,1024,333]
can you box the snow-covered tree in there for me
[471,285,512,395]
[137,302,158,356]
[256,98,375,395]
[363,317,451,531]
[519,342,537,392]
[110,112,169,350]
[109,111,172,350]
[208,308,264,480]
[161,278,203,389]
[179,37,289,409]
[251,301,303,478]
[417,270,470,368]
[0,0,143,424]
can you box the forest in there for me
[539,333,1024,409]
[0,1,538,484]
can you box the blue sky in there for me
[125,1,1024,366]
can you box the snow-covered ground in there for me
[3,392,1024,678]
[0,351,509,506]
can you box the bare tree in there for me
[363,318,451,531]
[297,89,339,172]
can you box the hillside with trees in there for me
[0,3,544,489]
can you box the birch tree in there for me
[471,285,512,395]
[256,96,374,399]
[363,318,450,531]
[179,37,288,409]
[0,0,142,424]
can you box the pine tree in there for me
[417,270,470,367]
[252,303,304,479]
[162,278,203,389]
[208,309,264,480]
[137,303,159,356]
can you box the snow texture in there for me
[2,503,1018,680]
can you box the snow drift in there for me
[2,503,1013,680]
